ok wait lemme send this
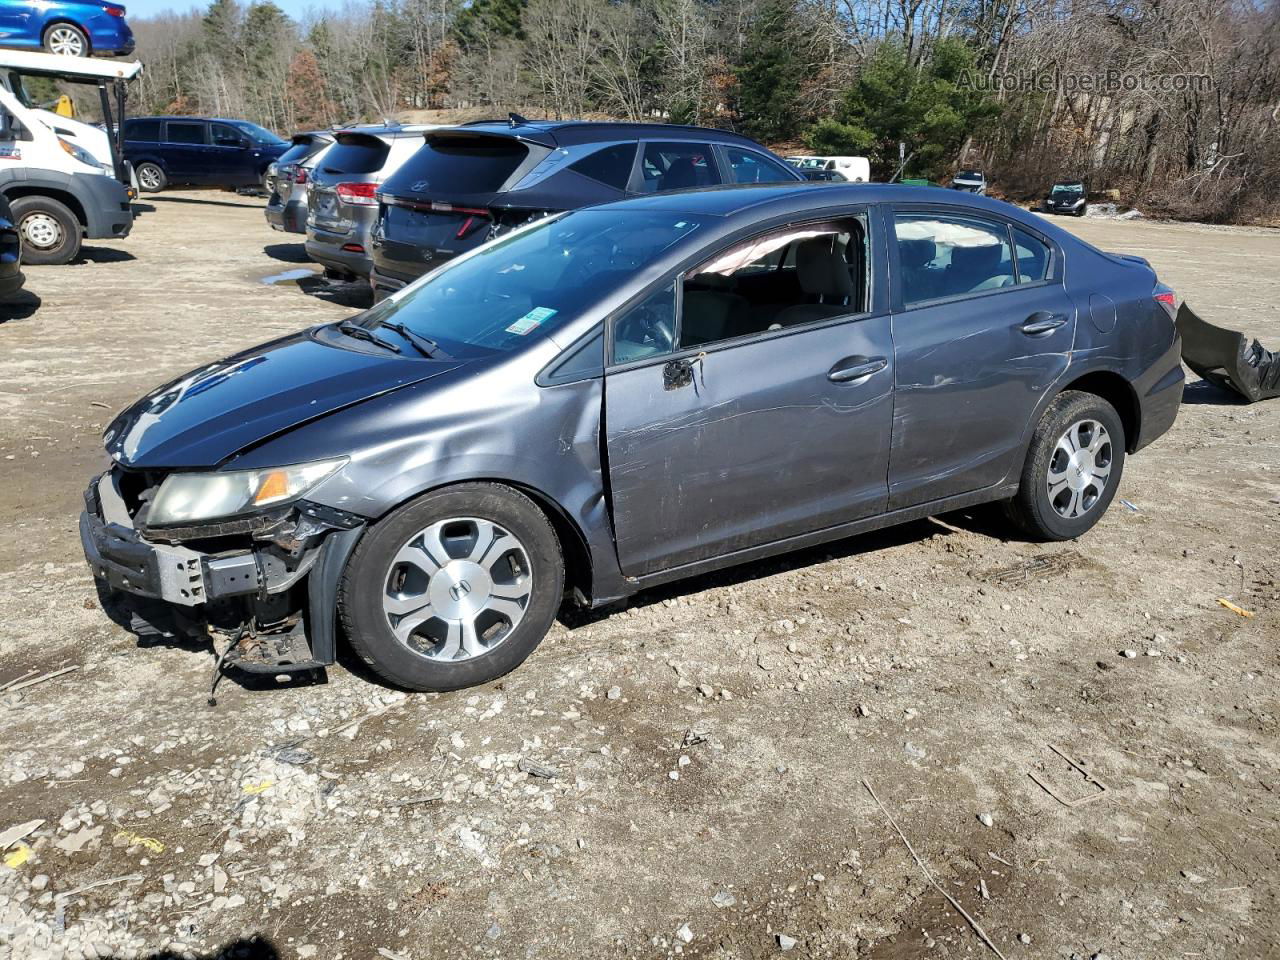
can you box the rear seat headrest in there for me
[948,243,1003,272]
[897,237,936,269]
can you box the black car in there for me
[0,193,24,303]
[1043,179,1088,216]
[123,117,290,192]
[367,118,802,300]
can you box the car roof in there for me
[456,118,766,148]
[129,116,266,124]
[589,182,1069,232]
[335,124,441,139]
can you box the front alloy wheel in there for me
[341,483,564,691]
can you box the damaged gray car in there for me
[81,184,1185,692]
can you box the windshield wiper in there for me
[372,320,449,359]
[337,319,400,353]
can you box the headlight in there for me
[148,458,347,526]
[57,137,102,172]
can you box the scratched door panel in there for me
[604,317,894,579]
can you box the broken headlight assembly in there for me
[147,458,348,527]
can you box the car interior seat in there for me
[659,158,699,191]
[771,238,857,327]
[945,243,1014,295]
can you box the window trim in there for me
[888,203,1062,313]
[604,210,880,373]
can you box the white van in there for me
[822,156,870,182]
[0,50,141,264]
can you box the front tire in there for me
[136,163,167,192]
[44,23,89,56]
[1006,390,1126,541]
[11,196,81,265]
[339,483,564,691]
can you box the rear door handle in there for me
[828,356,888,383]
[1020,311,1068,335]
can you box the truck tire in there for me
[43,23,89,56]
[136,163,167,192]
[11,196,82,266]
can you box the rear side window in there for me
[397,135,529,195]
[724,147,796,184]
[125,119,160,142]
[321,137,391,175]
[638,142,721,194]
[165,121,206,145]
[1013,227,1051,283]
[894,213,1015,306]
[569,142,636,191]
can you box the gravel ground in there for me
[0,192,1277,960]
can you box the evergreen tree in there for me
[734,0,806,143]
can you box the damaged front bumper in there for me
[79,470,365,671]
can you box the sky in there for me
[123,0,341,20]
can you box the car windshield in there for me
[956,170,983,180]
[356,211,705,359]
[1053,183,1083,195]
[232,121,287,146]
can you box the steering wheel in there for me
[616,305,674,355]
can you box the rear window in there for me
[166,121,206,145]
[125,119,161,142]
[395,135,529,195]
[277,138,326,166]
[321,136,390,175]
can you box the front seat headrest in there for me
[794,237,854,301]
[660,157,698,190]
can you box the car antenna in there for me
[508,112,530,128]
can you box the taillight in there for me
[336,182,378,206]
[294,166,307,185]
[1153,287,1177,320]
[103,4,126,15]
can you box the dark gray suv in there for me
[82,184,1183,694]
[304,125,439,280]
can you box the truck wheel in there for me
[44,23,89,56]
[339,483,564,692]
[1005,390,1126,541]
[136,163,167,192]
[11,196,82,265]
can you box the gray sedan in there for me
[82,184,1184,691]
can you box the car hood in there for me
[105,329,461,469]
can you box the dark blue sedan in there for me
[0,0,134,56]
[81,183,1184,693]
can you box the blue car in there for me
[123,116,290,192]
[0,0,134,57]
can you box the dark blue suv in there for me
[123,117,289,192]
[368,118,802,300]
[0,0,134,56]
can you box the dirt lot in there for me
[0,193,1277,960]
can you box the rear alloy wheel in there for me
[340,483,564,691]
[1006,390,1126,540]
[11,196,81,265]
[44,23,89,56]
[136,163,167,192]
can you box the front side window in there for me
[211,123,244,147]
[232,121,286,146]
[638,142,721,194]
[724,147,796,184]
[894,213,1015,306]
[358,211,703,360]
[680,217,869,348]
[166,121,206,145]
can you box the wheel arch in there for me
[4,186,87,230]
[1056,370,1141,453]
[369,476,597,607]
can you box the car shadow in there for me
[298,274,373,310]
[77,246,137,264]
[99,937,279,959]
[0,289,41,321]
[1181,378,1249,406]
[150,194,263,209]
[264,242,309,264]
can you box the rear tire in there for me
[339,483,564,691]
[12,196,81,265]
[1005,390,1126,541]
[43,23,89,56]
[136,163,167,193]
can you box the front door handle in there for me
[828,355,888,383]
[1020,311,1068,335]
